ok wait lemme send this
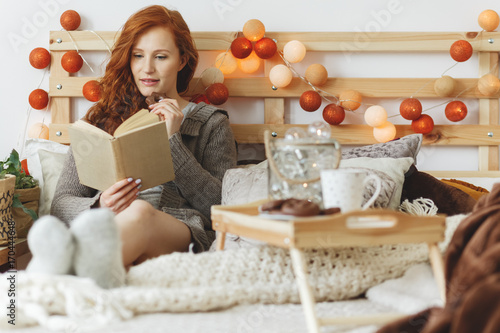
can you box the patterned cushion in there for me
[342,134,422,162]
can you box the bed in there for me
[2,30,500,332]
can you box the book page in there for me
[72,119,114,140]
[113,109,160,137]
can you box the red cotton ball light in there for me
[231,37,253,59]
[323,104,345,125]
[82,80,101,102]
[60,10,81,31]
[300,90,322,112]
[29,47,51,69]
[206,83,229,105]
[254,37,277,59]
[445,101,468,122]
[61,50,83,73]
[190,94,211,104]
[399,98,422,120]
[411,114,434,134]
[450,40,473,62]
[29,89,49,110]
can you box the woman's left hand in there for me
[149,98,183,138]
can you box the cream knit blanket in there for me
[0,214,464,331]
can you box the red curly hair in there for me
[84,5,199,134]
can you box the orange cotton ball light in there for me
[254,37,277,59]
[283,40,306,63]
[238,51,261,74]
[339,90,362,111]
[445,101,468,122]
[373,121,396,143]
[82,80,102,102]
[411,114,434,134]
[29,89,49,110]
[29,47,51,69]
[478,73,500,96]
[399,98,422,120]
[450,40,473,62]
[28,123,49,140]
[305,64,328,86]
[323,104,345,125]
[300,90,322,112]
[231,37,253,59]
[60,10,81,31]
[61,50,83,73]
[364,105,387,127]
[269,64,293,88]
[478,9,500,32]
[243,19,265,42]
[215,52,237,75]
[206,83,229,105]
[434,75,456,97]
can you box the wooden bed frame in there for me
[47,30,500,178]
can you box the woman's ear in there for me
[178,55,187,72]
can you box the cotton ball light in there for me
[322,104,345,125]
[283,40,306,63]
[29,47,51,69]
[399,98,422,120]
[478,73,500,96]
[411,114,434,134]
[237,51,261,74]
[205,83,229,105]
[254,37,277,59]
[61,50,83,73]
[445,101,468,122]
[190,94,210,104]
[215,52,237,75]
[434,75,456,97]
[285,127,307,140]
[242,19,265,42]
[269,64,293,88]
[29,89,49,110]
[305,64,328,86]
[60,10,81,31]
[308,121,331,139]
[339,90,362,111]
[300,90,322,112]
[364,105,387,127]
[201,67,224,87]
[373,121,396,143]
[82,80,101,102]
[449,40,473,62]
[478,9,500,32]
[230,37,253,59]
[28,123,49,140]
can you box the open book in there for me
[69,109,175,191]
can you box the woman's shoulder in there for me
[187,102,229,122]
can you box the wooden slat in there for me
[428,170,500,178]
[264,54,285,125]
[51,77,493,99]
[49,52,71,124]
[231,124,500,145]
[49,31,500,52]
[49,123,70,144]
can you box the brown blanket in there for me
[378,183,500,333]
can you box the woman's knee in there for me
[121,199,156,225]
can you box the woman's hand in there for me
[98,178,142,214]
[149,98,184,138]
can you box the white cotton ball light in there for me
[364,105,388,127]
[283,40,306,63]
[269,64,293,88]
[373,121,396,143]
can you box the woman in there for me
[27,5,237,288]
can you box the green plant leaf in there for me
[12,194,38,221]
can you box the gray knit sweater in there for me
[51,103,238,252]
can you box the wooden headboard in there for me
[47,30,500,178]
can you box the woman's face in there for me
[130,26,186,98]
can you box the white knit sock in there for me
[26,215,75,275]
[70,208,126,289]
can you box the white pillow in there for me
[340,157,414,210]
[24,139,69,216]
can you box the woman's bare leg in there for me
[115,200,191,267]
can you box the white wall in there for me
[1,0,499,172]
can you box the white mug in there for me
[321,169,382,213]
